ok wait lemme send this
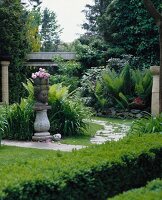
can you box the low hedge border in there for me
[1,134,162,199]
[110,178,162,200]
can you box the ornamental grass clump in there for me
[1,99,34,140]
[128,113,162,136]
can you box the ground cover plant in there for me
[1,134,162,199]
[110,179,162,200]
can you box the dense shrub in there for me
[1,134,162,199]
[0,107,7,146]
[50,56,81,92]
[110,179,162,200]
[75,36,110,69]
[2,99,34,140]
[80,64,152,112]
[48,83,91,136]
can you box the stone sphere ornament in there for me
[53,134,62,141]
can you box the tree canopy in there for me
[40,8,62,52]
[82,0,162,67]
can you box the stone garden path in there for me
[1,140,85,152]
[2,119,131,151]
[88,119,130,144]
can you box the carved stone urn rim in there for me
[33,77,49,85]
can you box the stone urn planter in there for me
[32,68,52,141]
[33,78,49,105]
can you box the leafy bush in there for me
[110,179,162,200]
[1,80,91,140]
[50,56,81,92]
[128,113,162,136]
[48,83,92,136]
[1,134,162,199]
[80,65,152,112]
[2,99,34,140]
[75,37,110,68]
[0,106,8,146]
[107,54,141,72]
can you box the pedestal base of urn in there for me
[32,132,52,141]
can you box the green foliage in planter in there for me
[48,83,92,136]
[110,179,162,200]
[1,134,162,199]
[128,114,162,136]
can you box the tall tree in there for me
[83,0,161,67]
[82,0,111,36]
[0,0,31,102]
[143,0,162,112]
[26,8,41,51]
[40,8,62,52]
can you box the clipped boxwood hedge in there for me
[110,179,162,200]
[1,134,162,199]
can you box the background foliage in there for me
[0,0,31,103]
[81,0,161,68]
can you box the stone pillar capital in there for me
[150,66,160,75]
[1,60,10,66]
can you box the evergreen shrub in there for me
[110,179,162,200]
[1,134,162,199]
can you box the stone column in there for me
[1,61,10,104]
[150,66,160,116]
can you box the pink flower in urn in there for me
[31,68,50,79]
[39,68,46,72]
[39,72,44,78]
[32,73,37,79]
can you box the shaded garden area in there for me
[0,0,162,199]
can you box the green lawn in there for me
[60,121,104,146]
[92,116,134,125]
[0,145,68,166]
[60,117,133,146]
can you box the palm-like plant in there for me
[132,69,152,106]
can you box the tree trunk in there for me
[143,0,162,113]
